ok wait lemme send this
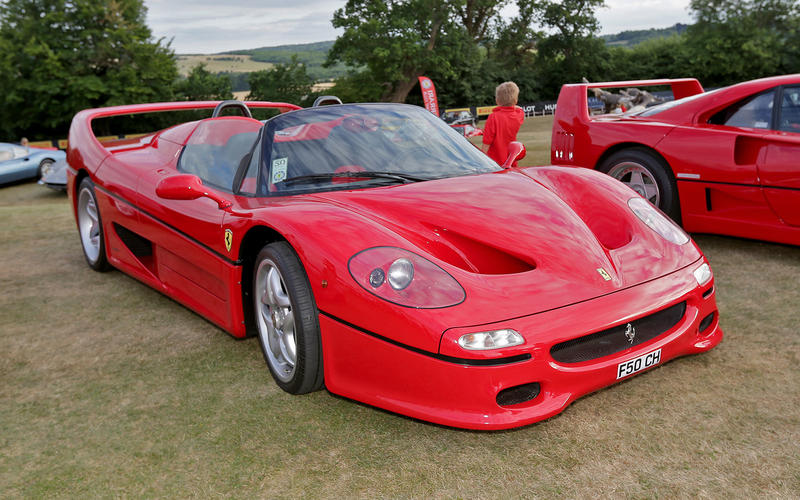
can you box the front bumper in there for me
[320,260,722,430]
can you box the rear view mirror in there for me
[502,141,526,168]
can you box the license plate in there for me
[616,348,662,379]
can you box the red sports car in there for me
[67,100,722,429]
[551,75,800,246]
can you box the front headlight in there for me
[458,329,524,350]
[349,247,465,308]
[628,197,689,245]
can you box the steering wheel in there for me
[212,100,253,118]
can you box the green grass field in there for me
[1,117,799,497]
[177,54,274,76]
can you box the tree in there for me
[174,64,233,101]
[0,0,177,140]
[327,0,608,104]
[327,0,456,102]
[685,0,800,86]
[534,0,608,97]
[605,36,689,82]
[248,55,314,106]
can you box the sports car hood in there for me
[312,167,701,321]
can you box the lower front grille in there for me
[550,301,686,364]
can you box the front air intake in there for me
[496,383,540,406]
[550,302,686,364]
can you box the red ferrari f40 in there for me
[552,74,800,246]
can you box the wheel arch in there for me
[595,143,682,223]
[237,224,289,337]
[70,169,91,218]
[595,143,673,176]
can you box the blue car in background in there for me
[0,142,66,185]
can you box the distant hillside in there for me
[176,54,273,77]
[223,41,348,81]
[602,23,689,47]
[179,24,690,86]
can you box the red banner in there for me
[418,76,439,116]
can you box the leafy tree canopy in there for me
[326,0,608,104]
[684,0,800,86]
[174,64,233,101]
[0,0,177,140]
[247,55,315,106]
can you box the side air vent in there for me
[113,223,152,257]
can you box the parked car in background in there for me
[552,75,800,246]
[0,142,66,185]
[450,123,483,138]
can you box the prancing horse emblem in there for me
[596,267,612,281]
[224,229,233,252]
[624,323,636,344]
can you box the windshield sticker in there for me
[271,157,288,183]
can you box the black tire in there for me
[598,148,680,222]
[76,177,111,272]
[253,241,323,394]
[37,158,54,179]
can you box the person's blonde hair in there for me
[495,82,519,106]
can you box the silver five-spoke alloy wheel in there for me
[78,185,102,264]
[255,258,297,383]
[607,161,660,206]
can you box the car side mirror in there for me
[502,141,526,168]
[156,173,205,201]
[156,174,233,210]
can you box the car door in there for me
[663,89,776,224]
[0,144,35,183]
[759,85,800,226]
[134,117,262,329]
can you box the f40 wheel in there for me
[253,241,323,394]
[599,148,680,222]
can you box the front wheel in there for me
[77,178,111,271]
[253,242,323,394]
[37,159,55,179]
[599,148,680,222]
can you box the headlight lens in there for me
[693,262,712,286]
[458,329,524,350]
[387,258,414,290]
[628,197,689,245]
[349,247,465,308]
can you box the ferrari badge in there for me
[624,323,636,344]
[224,229,233,252]
[596,267,612,281]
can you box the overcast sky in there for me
[145,0,694,54]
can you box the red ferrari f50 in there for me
[67,100,722,429]
[552,74,800,246]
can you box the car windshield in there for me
[258,103,500,195]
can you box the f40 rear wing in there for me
[554,78,704,124]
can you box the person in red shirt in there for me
[481,82,525,166]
